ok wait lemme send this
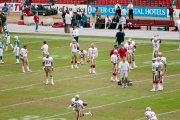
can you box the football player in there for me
[151,35,161,58]
[87,43,98,74]
[109,45,119,57]
[145,107,157,120]
[3,26,14,51]
[125,40,133,69]
[126,38,138,68]
[43,52,54,85]
[178,45,180,52]
[158,52,166,90]
[13,36,20,64]
[70,39,79,69]
[156,57,163,91]
[0,36,4,63]
[151,58,158,91]
[20,45,32,73]
[110,50,119,82]
[79,49,87,64]
[67,95,92,120]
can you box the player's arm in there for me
[118,63,121,73]
[128,63,131,72]
[67,104,73,109]
[164,64,167,71]
[70,43,72,48]
[133,45,136,52]
[41,44,44,50]
[76,42,79,48]
[51,61,53,71]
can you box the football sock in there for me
[71,61,73,65]
[51,76,54,83]
[22,66,24,71]
[82,113,90,116]
[17,59,19,63]
[6,45,8,50]
[75,61,77,66]
[133,61,135,66]
[10,44,13,48]
[27,66,29,71]
[46,76,48,83]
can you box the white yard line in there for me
[41,89,180,119]
[1,73,180,109]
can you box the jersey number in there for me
[128,46,132,50]
[92,50,96,54]
[74,103,77,108]
[74,45,76,49]
[46,60,50,64]
[153,44,157,48]
[151,113,156,117]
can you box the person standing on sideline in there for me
[105,15,112,29]
[118,43,127,60]
[116,15,126,30]
[70,39,79,69]
[118,57,131,88]
[76,12,81,28]
[169,4,174,20]
[115,1,121,9]
[65,11,71,33]
[110,50,119,82]
[116,29,125,48]
[41,41,48,57]
[80,13,87,28]
[115,6,121,17]
[1,13,6,33]
[110,45,119,57]
[121,7,127,18]
[127,2,133,19]
[20,45,32,73]
[62,10,66,32]
[72,4,78,13]
[71,26,79,50]
[34,11,39,32]
[2,4,9,17]
[72,12,77,28]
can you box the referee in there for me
[118,57,131,88]
[127,2,133,19]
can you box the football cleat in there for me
[89,111,93,116]
[0,61,4,63]
[75,66,79,69]
[92,70,96,74]
[89,69,91,73]
[71,65,73,69]
[122,84,124,88]
[115,79,119,82]
[28,70,32,72]
[46,82,48,85]
[134,65,138,68]
[150,89,155,91]
[23,70,26,73]
[130,66,134,70]
[110,78,115,82]
[15,62,19,64]
[52,82,54,85]
[125,84,128,88]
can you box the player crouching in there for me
[110,50,119,82]
[70,39,79,69]
[67,95,92,120]
[20,45,32,73]
[87,43,98,74]
[79,49,87,64]
[43,52,54,85]
[0,36,4,63]
[145,107,157,120]
[13,36,20,64]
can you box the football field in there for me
[0,32,180,120]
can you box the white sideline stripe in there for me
[135,109,180,120]
[1,73,180,109]
[41,89,180,119]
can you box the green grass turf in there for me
[0,32,180,120]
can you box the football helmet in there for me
[146,107,151,111]
[75,94,80,101]
[72,39,76,44]
[114,50,117,54]
[157,57,161,62]
[158,52,162,57]
[128,38,132,42]
[91,43,95,47]
[127,40,131,45]
[154,37,157,42]
[14,36,18,40]
[46,52,50,58]
[152,58,156,63]
[4,26,7,30]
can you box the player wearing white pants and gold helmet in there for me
[3,26,14,51]
[145,107,157,120]
[0,36,4,63]
[151,35,161,58]
[110,50,119,82]
[70,39,79,69]
[156,57,163,91]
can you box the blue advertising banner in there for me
[87,5,167,17]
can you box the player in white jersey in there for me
[110,50,119,82]
[20,45,32,73]
[125,40,133,69]
[151,35,161,58]
[70,39,79,69]
[156,57,163,91]
[67,95,92,120]
[87,43,98,74]
[79,49,87,64]
[145,107,157,120]
[0,36,4,63]
[43,52,54,85]
[178,45,180,52]
[125,38,138,68]
[151,58,158,91]
[158,52,167,90]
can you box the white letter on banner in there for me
[88,6,92,14]
[162,9,165,15]
[102,7,107,13]
[140,9,144,14]
[145,9,148,14]
[109,8,115,13]
[157,9,161,15]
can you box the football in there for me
[87,59,90,63]
[83,102,88,106]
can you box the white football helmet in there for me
[146,107,151,111]
[72,39,76,44]
[152,58,156,63]
[91,43,95,47]
[75,94,80,101]
[14,36,18,40]
[157,57,161,62]
[128,38,132,42]
[46,52,50,58]
[127,40,131,45]
[114,50,117,54]
[158,52,162,57]
[154,37,157,42]
[4,26,7,30]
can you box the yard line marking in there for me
[1,73,180,109]
[135,49,177,56]
[135,109,180,120]
[41,89,180,119]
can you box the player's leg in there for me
[76,110,80,120]
[89,56,92,73]
[8,36,14,50]
[22,59,25,72]
[110,64,115,81]
[132,53,138,68]
[92,58,96,74]
[121,71,125,88]
[15,47,19,64]
[154,51,157,58]
[75,52,78,68]
[0,49,3,63]
[71,52,74,69]
[26,58,32,72]
[49,67,54,85]
[151,72,156,91]
[5,37,8,51]
[160,70,163,90]
[83,55,86,64]
[45,67,49,84]
[129,54,133,69]
[114,64,119,82]
[156,71,161,91]
[125,71,128,87]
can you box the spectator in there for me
[1,13,6,33]
[96,7,101,29]
[121,7,127,18]
[110,14,119,29]
[80,13,87,28]
[115,1,121,9]
[23,4,31,14]
[65,11,71,33]
[116,6,121,17]
[159,2,164,7]
[19,0,26,14]
[62,10,66,32]
[116,15,126,30]
[118,43,127,59]
[2,4,9,17]
[105,15,112,29]
[172,0,176,9]
[34,11,39,32]
[127,2,133,19]
[26,0,31,7]
[76,12,81,28]
[169,4,174,20]
[73,4,77,13]
[72,12,77,28]
[116,29,125,48]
